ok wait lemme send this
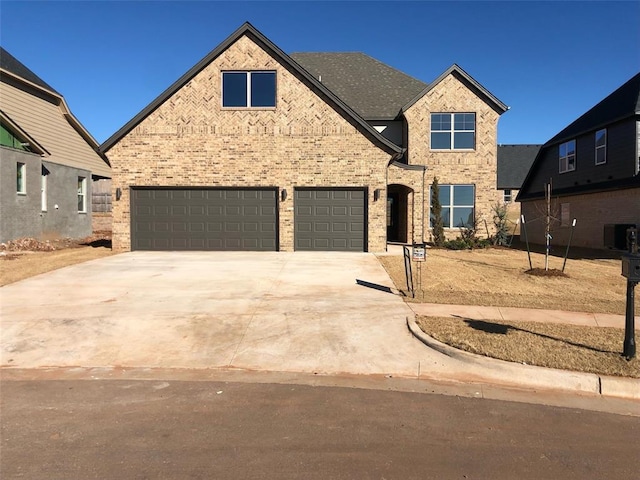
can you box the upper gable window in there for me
[431,113,475,150]
[559,140,576,173]
[595,129,607,165]
[222,71,276,108]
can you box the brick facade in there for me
[403,73,502,241]
[520,187,640,249]
[107,35,392,252]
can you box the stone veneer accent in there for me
[403,73,502,241]
[106,35,392,252]
[520,187,640,249]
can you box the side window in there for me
[559,140,576,173]
[595,129,606,165]
[17,162,26,194]
[78,177,87,213]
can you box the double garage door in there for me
[131,188,366,252]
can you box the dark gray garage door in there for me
[294,188,366,251]
[131,188,277,251]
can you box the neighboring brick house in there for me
[0,48,111,243]
[497,144,541,226]
[517,72,640,250]
[101,22,507,252]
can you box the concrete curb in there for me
[407,316,639,400]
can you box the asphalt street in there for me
[2,375,639,480]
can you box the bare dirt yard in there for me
[0,234,114,287]
[379,246,639,378]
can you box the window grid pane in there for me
[431,113,475,150]
[250,72,276,107]
[222,72,248,107]
[430,184,475,229]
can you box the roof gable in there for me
[291,52,427,120]
[402,64,508,115]
[517,71,640,201]
[545,71,640,146]
[101,23,402,155]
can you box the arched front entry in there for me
[387,184,414,243]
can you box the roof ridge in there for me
[0,47,60,95]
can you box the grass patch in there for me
[417,316,639,378]
[378,247,637,315]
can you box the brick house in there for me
[101,22,507,252]
[517,72,640,250]
[497,144,541,228]
[0,47,111,243]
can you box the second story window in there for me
[559,140,576,173]
[222,71,276,108]
[431,113,475,150]
[595,129,607,165]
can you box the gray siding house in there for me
[0,47,111,243]
[517,72,640,250]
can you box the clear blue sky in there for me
[1,1,638,145]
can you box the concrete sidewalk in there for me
[409,303,639,328]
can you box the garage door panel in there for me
[131,189,277,251]
[294,188,366,252]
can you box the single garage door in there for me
[131,188,277,251]
[294,188,366,251]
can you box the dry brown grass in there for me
[379,247,639,377]
[416,316,639,378]
[0,241,114,287]
[378,247,637,315]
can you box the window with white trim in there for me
[222,71,276,108]
[595,129,606,165]
[431,113,476,150]
[559,140,576,173]
[17,162,25,194]
[503,189,512,203]
[77,177,86,213]
[430,184,475,229]
[41,166,48,211]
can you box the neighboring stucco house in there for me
[517,72,640,250]
[0,47,111,243]
[101,22,507,252]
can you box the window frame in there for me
[17,162,26,194]
[595,129,607,165]
[221,71,277,108]
[430,113,476,151]
[559,139,576,173]
[77,176,87,213]
[503,189,512,203]
[41,167,48,211]
[430,183,476,229]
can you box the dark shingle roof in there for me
[497,144,541,189]
[546,71,640,146]
[0,47,59,95]
[290,52,427,120]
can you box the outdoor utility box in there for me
[604,224,636,249]
[622,253,640,282]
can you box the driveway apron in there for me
[1,252,449,377]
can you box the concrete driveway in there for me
[1,252,445,376]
